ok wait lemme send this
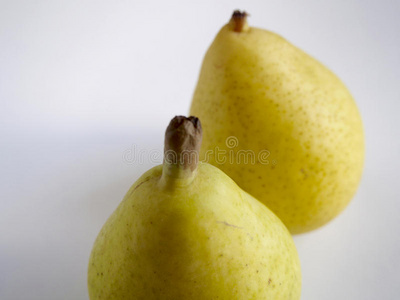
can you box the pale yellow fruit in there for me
[88,116,301,299]
[190,11,365,234]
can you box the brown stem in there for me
[231,10,248,33]
[161,116,202,185]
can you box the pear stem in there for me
[230,10,248,33]
[160,116,202,186]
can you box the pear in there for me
[190,11,365,234]
[88,116,301,299]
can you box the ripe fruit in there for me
[88,116,301,299]
[190,11,365,233]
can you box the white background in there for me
[1,0,399,299]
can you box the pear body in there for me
[190,23,364,234]
[88,163,301,299]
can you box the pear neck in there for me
[160,116,202,187]
[229,10,249,33]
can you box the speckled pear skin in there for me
[88,163,301,299]
[190,22,365,234]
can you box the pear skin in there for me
[190,11,365,234]
[88,116,301,299]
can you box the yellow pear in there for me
[88,116,301,299]
[190,11,365,234]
